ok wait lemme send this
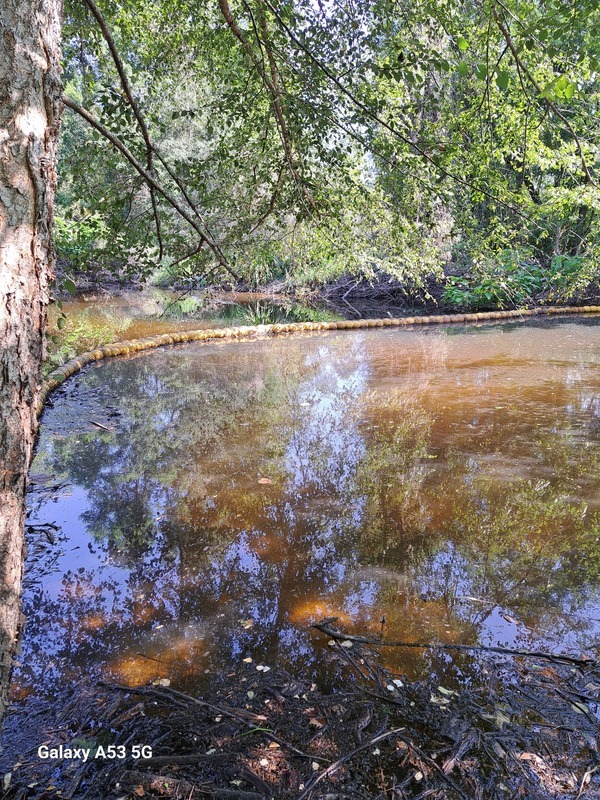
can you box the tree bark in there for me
[0,0,62,720]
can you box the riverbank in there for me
[2,627,598,799]
[45,266,600,376]
[58,258,600,319]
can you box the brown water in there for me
[48,288,338,339]
[14,318,600,706]
[45,288,341,374]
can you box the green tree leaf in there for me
[496,70,510,90]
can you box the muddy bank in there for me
[1,627,599,799]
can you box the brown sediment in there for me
[39,305,600,417]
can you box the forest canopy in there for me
[58,0,600,305]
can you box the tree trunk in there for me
[0,0,62,720]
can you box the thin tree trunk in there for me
[0,0,62,721]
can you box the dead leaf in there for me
[517,752,544,767]
[133,787,145,797]
[258,478,273,485]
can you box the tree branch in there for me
[492,4,595,186]
[218,0,318,214]
[63,95,241,281]
[248,158,286,233]
[82,0,165,257]
[313,620,595,666]
[151,149,228,267]
[262,0,552,223]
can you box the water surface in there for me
[17,318,600,704]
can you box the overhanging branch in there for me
[492,4,595,186]
[82,0,166,256]
[63,95,241,281]
[219,0,318,214]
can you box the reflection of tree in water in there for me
[351,390,600,670]
[19,332,600,698]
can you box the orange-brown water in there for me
[15,317,600,703]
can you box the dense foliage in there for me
[58,0,600,303]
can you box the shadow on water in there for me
[11,318,600,714]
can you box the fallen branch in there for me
[296,727,405,800]
[313,619,595,667]
[101,681,326,762]
[137,753,236,767]
[90,420,112,432]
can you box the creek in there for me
[10,316,600,712]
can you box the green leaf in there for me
[457,61,469,77]
[539,77,558,98]
[457,35,468,51]
[496,70,510,90]
[57,316,66,330]
[475,64,488,80]
[63,278,77,295]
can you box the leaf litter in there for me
[1,623,599,799]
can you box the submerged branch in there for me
[296,727,407,800]
[313,619,596,666]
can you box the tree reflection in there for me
[18,326,600,699]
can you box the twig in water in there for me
[90,420,112,432]
[313,620,595,667]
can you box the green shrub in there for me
[218,301,340,325]
[443,250,594,310]
[54,213,110,270]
